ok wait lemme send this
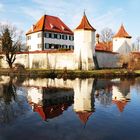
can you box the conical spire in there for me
[76,111,92,124]
[114,24,131,38]
[75,12,96,31]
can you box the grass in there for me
[0,68,139,79]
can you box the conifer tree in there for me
[1,24,22,68]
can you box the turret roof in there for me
[113,24,131,38]
[75,12,96,31]
[76,111,92,124]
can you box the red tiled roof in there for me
[96,42,113,52]
[26,15,73,35]
[112,100,127,112]
[31,102,71,120]
[34,104,46,120]
[76,111,92,124]
[75,12,96,31]
[113,24,131,38]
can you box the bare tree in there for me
[0,23,22,68]
[100,27,114,43]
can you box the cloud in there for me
[21,0,125,34]
[21,0,99,30]
[94,8,125,33]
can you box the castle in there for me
[0,12,133,70]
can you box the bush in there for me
[13,63,25,72]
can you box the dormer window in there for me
[50,23,54,28]
[50,24,59,30]
[61,26,65,30]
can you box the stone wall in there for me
[0,51,75,70]
[96,51,121,68]
[0,50,121,69]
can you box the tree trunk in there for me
[8,62,13,69]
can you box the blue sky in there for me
[0,0,139,42]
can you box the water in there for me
[0,76,140,140]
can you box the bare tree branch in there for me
[0,23,23,68]
[100,27,114,43]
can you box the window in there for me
[45,43,49,49]
[27,36,31,40]
[57,34,61,39]
[62,35,67,40]
[54,34,57,39]
[44,33,49,38]
[62,35,64,39]
[37,44,42,48]
[69,45,74,50]
[37,33,42,38]
[51,33,54,38]
[69,36,71,40]
[49,33,52,38]
[62,45,67,49]
[72,36,74,41]
[65,35,67,40]
[51,44,55,49]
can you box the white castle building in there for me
[0,12,134,70]
[26,15,74,51]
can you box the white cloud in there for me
[21,0,125,34]
[94,8,125,33]
[21,0,99,30]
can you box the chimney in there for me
[96,33,100,44]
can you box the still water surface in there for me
[0,76,140,140]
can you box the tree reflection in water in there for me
[0,77,31,124]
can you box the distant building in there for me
[26,15,74,51]
[113,24,132,54]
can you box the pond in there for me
[0,76,140,140]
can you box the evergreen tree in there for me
[1,25,22,68]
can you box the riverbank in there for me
[1,68,140,79]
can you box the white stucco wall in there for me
[26,31,42,51]
[29,52,75,69]
[113,37,131,52]
[0,53,29,68]
[1,50,122,69]
[74,30,95,70]
[1,52,75,70]
[26,31,74,51]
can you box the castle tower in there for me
[113,24,132,53]
[73,78,95,124]
[74,12,96,70]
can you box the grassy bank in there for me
[0,68,140,79]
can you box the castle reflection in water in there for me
[0,76,135,124]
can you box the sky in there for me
[0,0,140,42]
